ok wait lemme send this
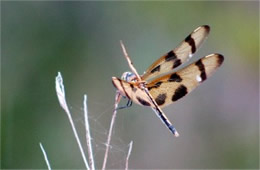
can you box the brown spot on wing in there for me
[203,25,210,33]
[147,81,163,91]
[185,34,196,54]
[217,54,224,66]
[168,73,182,82]
[172,59,182,69]
[195,59,207,81]
[136,96,151,106]
[172,85,188,102]
[165,51,177,61]
[155,93,167,106]
[150,65,161,73]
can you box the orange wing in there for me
[142,25,210,81]
[147,54,224,108]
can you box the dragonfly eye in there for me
[121,72,136,82]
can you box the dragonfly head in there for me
[121,72,136,82]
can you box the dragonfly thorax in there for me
[121,72,137,82]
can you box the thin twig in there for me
[55,72,90,170]
[125,141,133,170]
[39,143,52,170]
[83,95,95,170]
[102,92,121,170]
[120,41,142,81]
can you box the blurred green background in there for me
[1,1,259,169]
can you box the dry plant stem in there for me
[83,95,95,170]
[102,92,122,170]
[39,143,52,170]
[55,72,90,170]
[120,41,142,81]
[125,141,133,170]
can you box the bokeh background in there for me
[1,1,259,169]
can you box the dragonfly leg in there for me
[117,99,132,110]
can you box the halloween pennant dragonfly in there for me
[112,25,224,137]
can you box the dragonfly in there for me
[112,25,224,137]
